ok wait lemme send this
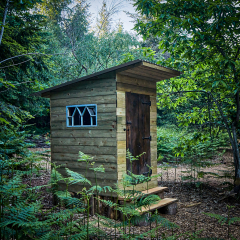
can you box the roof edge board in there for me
[118,71,165,82]
[142,61,181,75]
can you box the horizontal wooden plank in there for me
[51,87,116,100]
[52,145,116,155]
[142,62,179,75]
[150,119,157,125]
[51,78,115,93]
[51,104,116,114]
[116,107,125,116]
[118,179,158,191]
[117,116,126,125]
[117,82,156,96]
[57,168,118,180]
[51,94,116,107]
[126,67,172,81]
[117,132,126,141]
[117,163,126,172]
[150,95,157,101]
[151,151,157,162]
[150,111,157,120]
[51,137,116,147]
[116,74,156,89]
[117,141,125,149]
[51,120,116,130]
[117,123,126,132]
[116,90,125,109]
[51,129,116,138]
[119,71,163,82]
[55,160,117,172]
[117,154,126,164]
[150,141,157,148]
[51,153,117,163]
[51,112,116,122]
[152,167,157,175]
[58,180,118,192]
[117,148,126,155]
[68,78,115,89]
[150,125,157,132]
[138,198,178,213]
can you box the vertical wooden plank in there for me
[140,94,151,176]
[117,90,126,181]
[126,92,140,175]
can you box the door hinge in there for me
[142,136,151,141]
[142,101,151,106]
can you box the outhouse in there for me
[35,60,180,195]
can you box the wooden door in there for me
[126,92,151,176]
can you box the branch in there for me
[0,81,34,93]
[0,59,31,69]
[0,52,66,65]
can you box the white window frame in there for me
[66,104,97,127]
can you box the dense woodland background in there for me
[0,0,240,239]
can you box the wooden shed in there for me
[35,60,181,195]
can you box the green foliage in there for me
[134,0,240,184]
[157,126,228,162]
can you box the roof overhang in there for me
[34,60,181,98]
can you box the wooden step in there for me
[118,187,168,201]
[138,198,178,214]
[135,198,178,226]
[142,186,168,196]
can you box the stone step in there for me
[118,186,168,201]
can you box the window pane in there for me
[68,107,75,116]
[73,109,81,125]
[83,108,91,125]
[92,116,96,126]
[78,107,85,114]
[88,107,96,116]
[68,117,72,126]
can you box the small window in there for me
[66,105,97,127]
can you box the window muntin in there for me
[66,104,97,127]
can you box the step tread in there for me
[118,187,168,201]
[138,198,178,213]
[142,187,168,195]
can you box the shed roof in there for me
[35,59,181,98]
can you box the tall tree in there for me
[0,0,51,125]
[134,0,240,192]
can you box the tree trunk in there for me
[231,126,240,194]
[0,0,10,45]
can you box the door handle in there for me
[142,136,151,141]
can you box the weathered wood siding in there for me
[116,73,158,191]
[50,78,117,190]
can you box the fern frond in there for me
[204,212,227,225]
[229,217,240,225]
[66,168,91,186]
